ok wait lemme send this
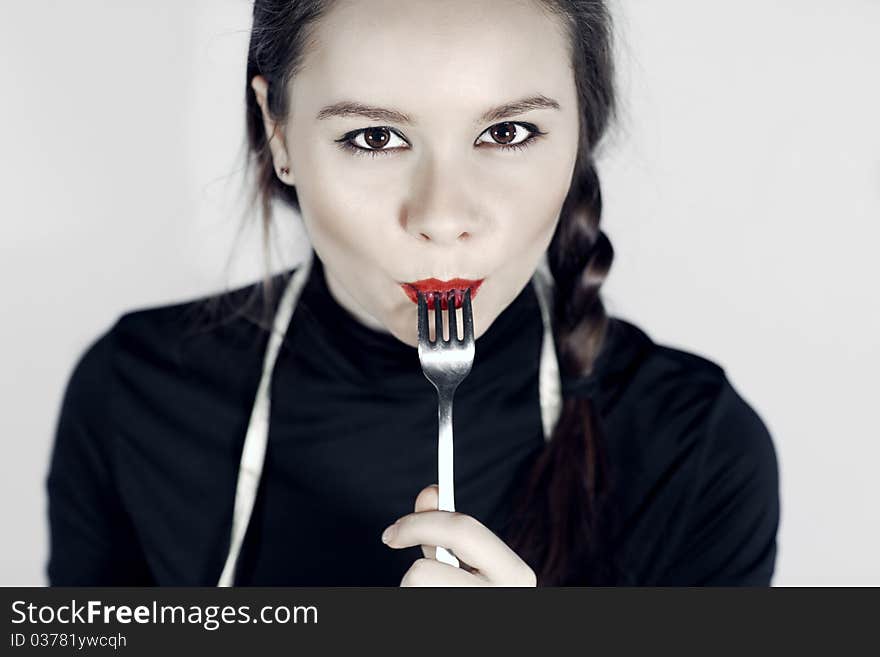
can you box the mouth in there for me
[400,278,485,311]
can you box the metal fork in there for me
[416,288,476,568]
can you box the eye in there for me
[335,127,409,158]
[475,122,544,152]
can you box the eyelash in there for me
[334,122,546,159]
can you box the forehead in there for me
[295,0,573,116]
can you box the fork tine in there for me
[462,288,474,342]
[417,291,429,343]
[433,291,444,343]
[447,290,458,342]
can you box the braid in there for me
[550,157,612,371]
[506,156,619,586]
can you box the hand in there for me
[381,483,537,587]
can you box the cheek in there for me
[295,165,392,264]
[499,161,570,250]
[288,127,396,258]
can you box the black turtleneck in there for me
[46,254,780,585]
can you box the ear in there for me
[250,74,295,185]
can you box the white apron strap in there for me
[532,251,562,442]
[216,249,314,587]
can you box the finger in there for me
[414,484,439,560]
[385,510,529,584]
[414,483,439,513]
[411,485,477,571]
[400,557,488,587]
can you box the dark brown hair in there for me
[242,0,619,585]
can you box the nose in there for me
[403,156,481,245]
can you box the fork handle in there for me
[436,391,460,569]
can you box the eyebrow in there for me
[315,94,560,125]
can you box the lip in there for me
[400,278,485,311]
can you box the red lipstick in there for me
[400,278,484,311]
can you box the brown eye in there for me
[489,122,517,145]
[475,121,541,151]
[343,127,407,155]
[363,127,391,149]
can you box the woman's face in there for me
[253,0,580,347]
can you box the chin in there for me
[389,321,420,349]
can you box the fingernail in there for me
[381,524,397,544]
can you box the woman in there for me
[46,0,779,586]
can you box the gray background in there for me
[1,0,878,585]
